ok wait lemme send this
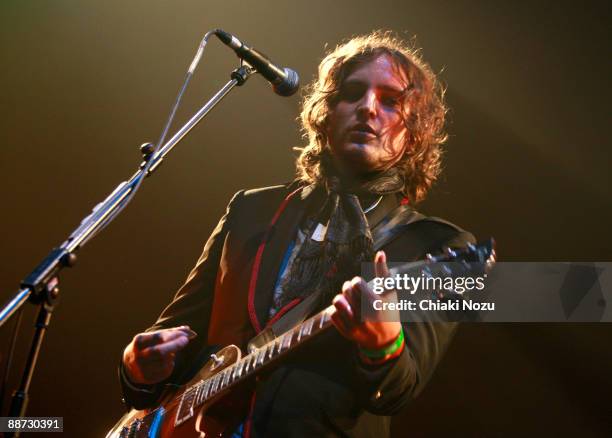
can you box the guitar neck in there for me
[174,304,335,425]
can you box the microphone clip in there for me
[231,64,255,86]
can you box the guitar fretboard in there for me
[175,305,335,425]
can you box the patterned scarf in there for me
[276,163,405,309]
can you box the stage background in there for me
[0,1,610,436]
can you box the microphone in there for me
[214,29,299,96]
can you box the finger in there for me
[133,327,196,350]
[165,325,197,338]
[143,335,190,359]
[333,293,355,321]
[346,277,368,321]
[332,294,357,336]
[175,326,198,339]
[133,332,164,350]
[342,277,362,307]
[374,251,390,278]
[133,331,174,350]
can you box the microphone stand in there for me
[0,64,254,430]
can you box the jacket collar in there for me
[247,184,402,333]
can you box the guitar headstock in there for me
[425,238,496,274]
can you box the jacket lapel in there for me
[249,185,323,332]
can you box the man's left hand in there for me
[331,250,402,351]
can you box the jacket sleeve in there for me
[119,190,245,409]
[353,229,476,415]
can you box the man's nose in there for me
[357,91,377,118]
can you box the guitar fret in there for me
[281,332,292,350]
[272,339,281,356]
[319,311,331,328]
[263,342,273,359]
[297,322,307,342]
[221,369,230,388]
[202,380,208,402]
[244,354,254,373]
[256,348,265,366]
[304,318,314,336]
[199,382,206,404]
[237,359,245,377]
[271,342,278,357]
[244,353,254,372]
[211,374,220,394]
[204,378,212,399]
[260,345,270,363]
[290,328,299,345]
[276,340,284,356]
[197,381,206,404]
[232,362,242,381]
[193,382,201,405]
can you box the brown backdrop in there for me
[0,1,610,436]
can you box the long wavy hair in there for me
[296,31,448,203]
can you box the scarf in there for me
[276,162,405,310]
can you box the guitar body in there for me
[107,345,252,438]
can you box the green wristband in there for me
[359,328,405,359]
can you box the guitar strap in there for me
[248,204,426,350]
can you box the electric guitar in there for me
[107,240,495,438]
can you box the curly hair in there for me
[296,30,448,203]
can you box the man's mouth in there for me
[351,123,377,136]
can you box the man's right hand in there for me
[122,326,197,385]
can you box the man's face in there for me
[326,54,409,176]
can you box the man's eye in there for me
[382,95,401,106]
[339,85,364,102]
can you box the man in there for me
[120,31,474,437]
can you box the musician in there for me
[119,31,474,437]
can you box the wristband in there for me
[359,327,404,359]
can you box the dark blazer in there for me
[120,183,475,438]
